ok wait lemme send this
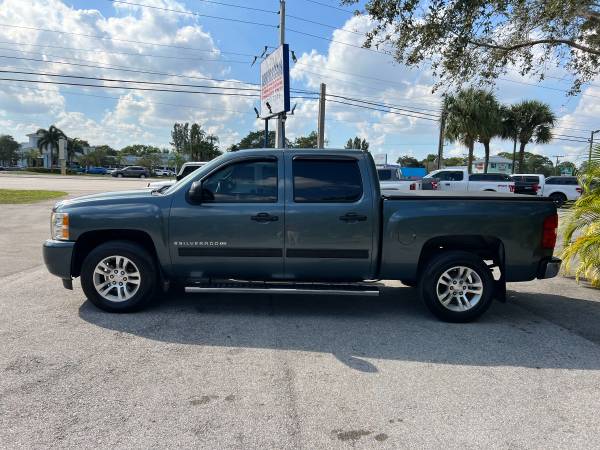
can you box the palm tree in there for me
[444,88,483,174]
[561,145,600,287]
[67,138,87,164]
[36,125,66,167]
[476,91,502,173]
[511,101,555,173]
[500,105,521,174]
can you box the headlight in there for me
[51,212,70,240]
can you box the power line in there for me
[0,40,253,63]
[192,0,278,14]
[0,41,255,63]
[0,23,271,57]
[107,0,277,28]
[300,0,354,14]
[327,98,439,121]
[0,69,262,92]
[326,93,440,118]
[0,53,263,88]
[287,27,394,56]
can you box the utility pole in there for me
[589,129,600,166]
[436,111,446,169]
[275,0,286,148]
[553,155,564,175]
[317,83,326,148]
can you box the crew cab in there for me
[542,176,582,207]
[424,168,515,193]
[43,149,560,322]
[376,165,422,192]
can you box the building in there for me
[471,155,513,174]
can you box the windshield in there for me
[163,155,227,195]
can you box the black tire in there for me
[80,241,158,312]
[140,174,146,178]
[117,173,123,178]
[419,251,494,322]
[549,192,566,208]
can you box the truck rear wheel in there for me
[419,251,494,322]
[549,192,566,207]
[80,241,158,312]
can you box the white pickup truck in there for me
[423,168,515,193]
[376,165,421,191]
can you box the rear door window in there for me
[293,159,363,202]
[437,171,464,181]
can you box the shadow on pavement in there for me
[79,285,600,372]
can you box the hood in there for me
[54,189,154,210]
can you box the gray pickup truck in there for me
[43,149,560,322]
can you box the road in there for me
[1,174,599,449]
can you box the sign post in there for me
[58,138,67,175]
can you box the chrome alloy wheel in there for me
[436,266,484,312]
[93,255,141,302]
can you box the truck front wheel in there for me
[419,251,494,322]
[80,241,158,312]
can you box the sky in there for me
[0,0,598,166]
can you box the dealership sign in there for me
[260,44,290,118]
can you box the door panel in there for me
[283,154,375,281]
[168,155,285,280]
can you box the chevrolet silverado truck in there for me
[43,149,561,322]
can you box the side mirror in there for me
[188,181,215,203]
[188,181,204,203]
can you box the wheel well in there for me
[549,191,566,199]
[72,229,158,277]
[416,235,504,280]
[483,189,496,192]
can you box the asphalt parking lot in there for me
[1,174,599,449]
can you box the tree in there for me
[345,136,369,151]
[396,155,422,167]
[444,156,468,167]
[36,125,66,167]
[229,130,276,150]
[0,135,20,166]
[170,122,222,160]
[561,145,600,287]
[443,88,483,174]
[511,101,555,173]
[291,131,319,148]
[95,145,117,155]
[66,138,88,163]
[500,105,521,174]
[170,122,189,154]
[476,91,503,173]
[138,153,162,171]
[497,151,554,176]
[168,152,187,172]
[78,148,109,167]
[343,0,600,95]
[120,144,160,156]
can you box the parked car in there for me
[376,165,421,191]
[542,176,582,207]
[85,167,108,175]
[112,166,150,178]
[154,169,175,177]
[424,168,515,193]
[43,149,560,323]
[511,174,544,196]
[147,162,207,190]
[105,167,118,175]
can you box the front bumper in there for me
[43,239,75,280]
[537,257,562,279]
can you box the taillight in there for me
[533,184,539,192]
[431,181,439,190]
[509,184,515,193]
[410,183,416,190]
[542,214,558,249]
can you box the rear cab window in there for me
[293,158,363,202]
[436,171,464,181]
